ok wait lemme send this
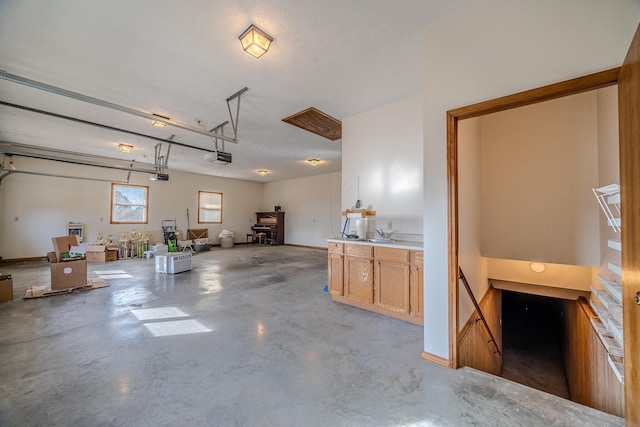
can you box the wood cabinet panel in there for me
[328,242,344,254]
[375,261,410,313]
[410,250,423,266]
[410,263,424,317]
[344,256,373,304]
[328,253,343,295]
[345,244,373,258]
[374,247,409,263]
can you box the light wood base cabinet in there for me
[374,247,410,314]
[328,241,423,325]
[327,242,344,295]
[344,245,374,304]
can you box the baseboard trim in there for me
[422,351,452,368]
[0,256,47,264]
[284,244,327,251]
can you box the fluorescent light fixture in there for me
[257,169,269,176]
[119,144,133,153]
[308,159,320,166]
[239,24,273,58]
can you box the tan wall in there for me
[0,157,263,258]
[486,258,594,291]
[263,172,342,247]
[479,91,600,266]
[458,117,489,329]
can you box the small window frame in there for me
[110,184,149,224]
[198,191,223,224]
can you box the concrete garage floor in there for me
[0,246,623,427]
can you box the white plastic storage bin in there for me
[220,236,234,249]
[155,253,192,274]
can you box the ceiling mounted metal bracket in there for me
[153,136,173,176]
[226,87,248,141]
[204,120,230,152]
[0,70,242,144]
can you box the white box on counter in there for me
[151,243,168,255]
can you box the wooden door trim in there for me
[446,68,620,369]
[619,22,640,426]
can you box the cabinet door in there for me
[344,256,374,304]
[375,261,410,314]
[328,253,344,295]
[410,264,424,318]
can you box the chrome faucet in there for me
[376,228,386,238]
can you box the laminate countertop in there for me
[327,238,423,251]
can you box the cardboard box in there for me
[86,250,117,263]
[50,259,87,290]
[52,235,81,261]
[86,245,118,263]
[0,274,13,302]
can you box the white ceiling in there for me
[0,0,470,182]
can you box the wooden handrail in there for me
[459,267,502,356]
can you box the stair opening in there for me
[501,290,570,399]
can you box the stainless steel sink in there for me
[368,238,397,243]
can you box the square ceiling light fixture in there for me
[151,114,169,128]
[239,24,273,58]
[119,144,133,153]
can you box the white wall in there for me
[0,157,263,258]
[479,91,600,266]
[423,0,640,360]
[458,117,488,329]
[342,95,423,240]
[262,172,342,247]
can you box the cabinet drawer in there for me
[328,242,344,254]
[345,244,373,258]
[374,247,409,263]
[410,250,423,266]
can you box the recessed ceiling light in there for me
[119,144,133,153]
